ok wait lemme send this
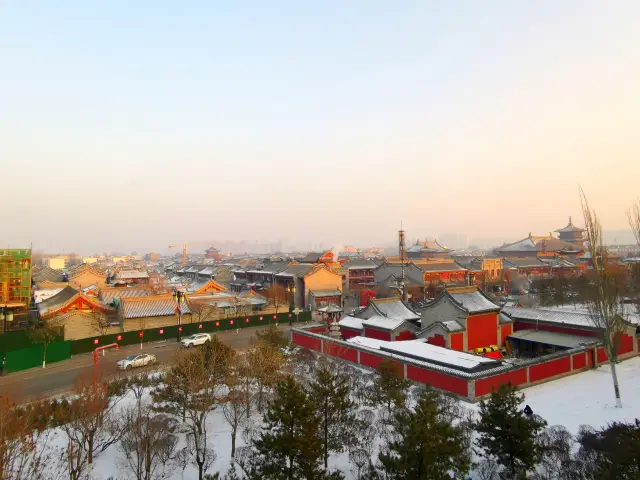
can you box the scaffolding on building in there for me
[0,248,33,313]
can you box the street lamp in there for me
[1,306,14,335]
[287,285,296,325]
[172,290,187,342]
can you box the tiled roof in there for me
[338,316,363,330]
[33,267,65,283]
[355,297,420,322]
[416,262,466,272]
[118,270,149,279]
[120,295,192,320]
[447,287,500,313]
[310,289,342,298]
[345,259,378,269]
[508,329,596,349]
[374,262,425,286]
[198,267,215,276]
[99,287,154,304]
[362,315,407,331]
[495,237,538,253]
[68,264,105,279]
[297,252,323,263]
[442,320,465,332]
[275,264,314,278]
[502,306,640,328]
[556,218,584,234]
[503,257,549,268]
[37,286,112,317]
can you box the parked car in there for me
[116,353,157,370]
[180,333,212,348]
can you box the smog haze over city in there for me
[2,1,639,253]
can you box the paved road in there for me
[0,324,296,401]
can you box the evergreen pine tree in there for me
[249,375,324,480]
[577,419,640,479]
[379,386,471,479]
[308,364,359,469]
[475,383,547,479]
[368,359,410,417]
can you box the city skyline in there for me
[2,1,640,252]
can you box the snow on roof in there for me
[380,340,499,370]
[33,288,64,304]
[371,298,420,321]
[362,315,406,330]
[503,306,640,328]
[442,320,465,332]
[449,289,499,313]
[346,336,388,349]
[347,337,499,371]
[338,316,364,330]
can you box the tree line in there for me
[1,326,639,480]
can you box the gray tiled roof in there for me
[36,286,80,315]
[100,287,154,304]
[121,296,192,319]
[495,237,538,253]
[33,267,65,283]
[416,262,466,272]
[374,263,424,286]
[449,290,500,313]
[502,306,640,328]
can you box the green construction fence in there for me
[0,329,63,353]
[3,341,71,374]
[70,310,312,356]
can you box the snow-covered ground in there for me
[37,357,640,479]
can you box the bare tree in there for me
[153,348,221,480]
[190,302,219,324]
[349,449,370,480]
[0,395,53,480]
[580,189,629,408]
[262,284,288,314]
[119,401,178,480]
[247,340,285,411]
[222,361,251,459]
[55,373,125,479]
[90,311,111,336]
[628,199,640,247]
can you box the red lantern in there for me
[199,324,203,329]
[159,329,164,334]
[259,316,263,321]
[245,318,249,323]
[93,338,99,345]
[116,335,122,341]
[288,314,292,318]
[230,320,234,325]
[178,326,183,332]
[273,315,277,320]
[138,332,143,338]
[216,322,220,327]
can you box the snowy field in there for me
[37,357,640,479]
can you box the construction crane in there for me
[168,244,188,266]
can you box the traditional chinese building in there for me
[343,258,377,289]
[37,286,115,340]
[204,246,222,261]
[342,297,420,341]
[556,217,585,244]
[417,286,509,352]
[405,239,450,259]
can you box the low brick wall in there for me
[290,327,639,402]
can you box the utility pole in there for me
[399,225,408,303]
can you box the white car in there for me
[181,333,212,348]
[116,353,157,370]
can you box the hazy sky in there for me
[2,1,639,253]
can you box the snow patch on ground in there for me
[37,357,640,479]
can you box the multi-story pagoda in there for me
[555,217,585,244]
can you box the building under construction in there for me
[0,248,33,315]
